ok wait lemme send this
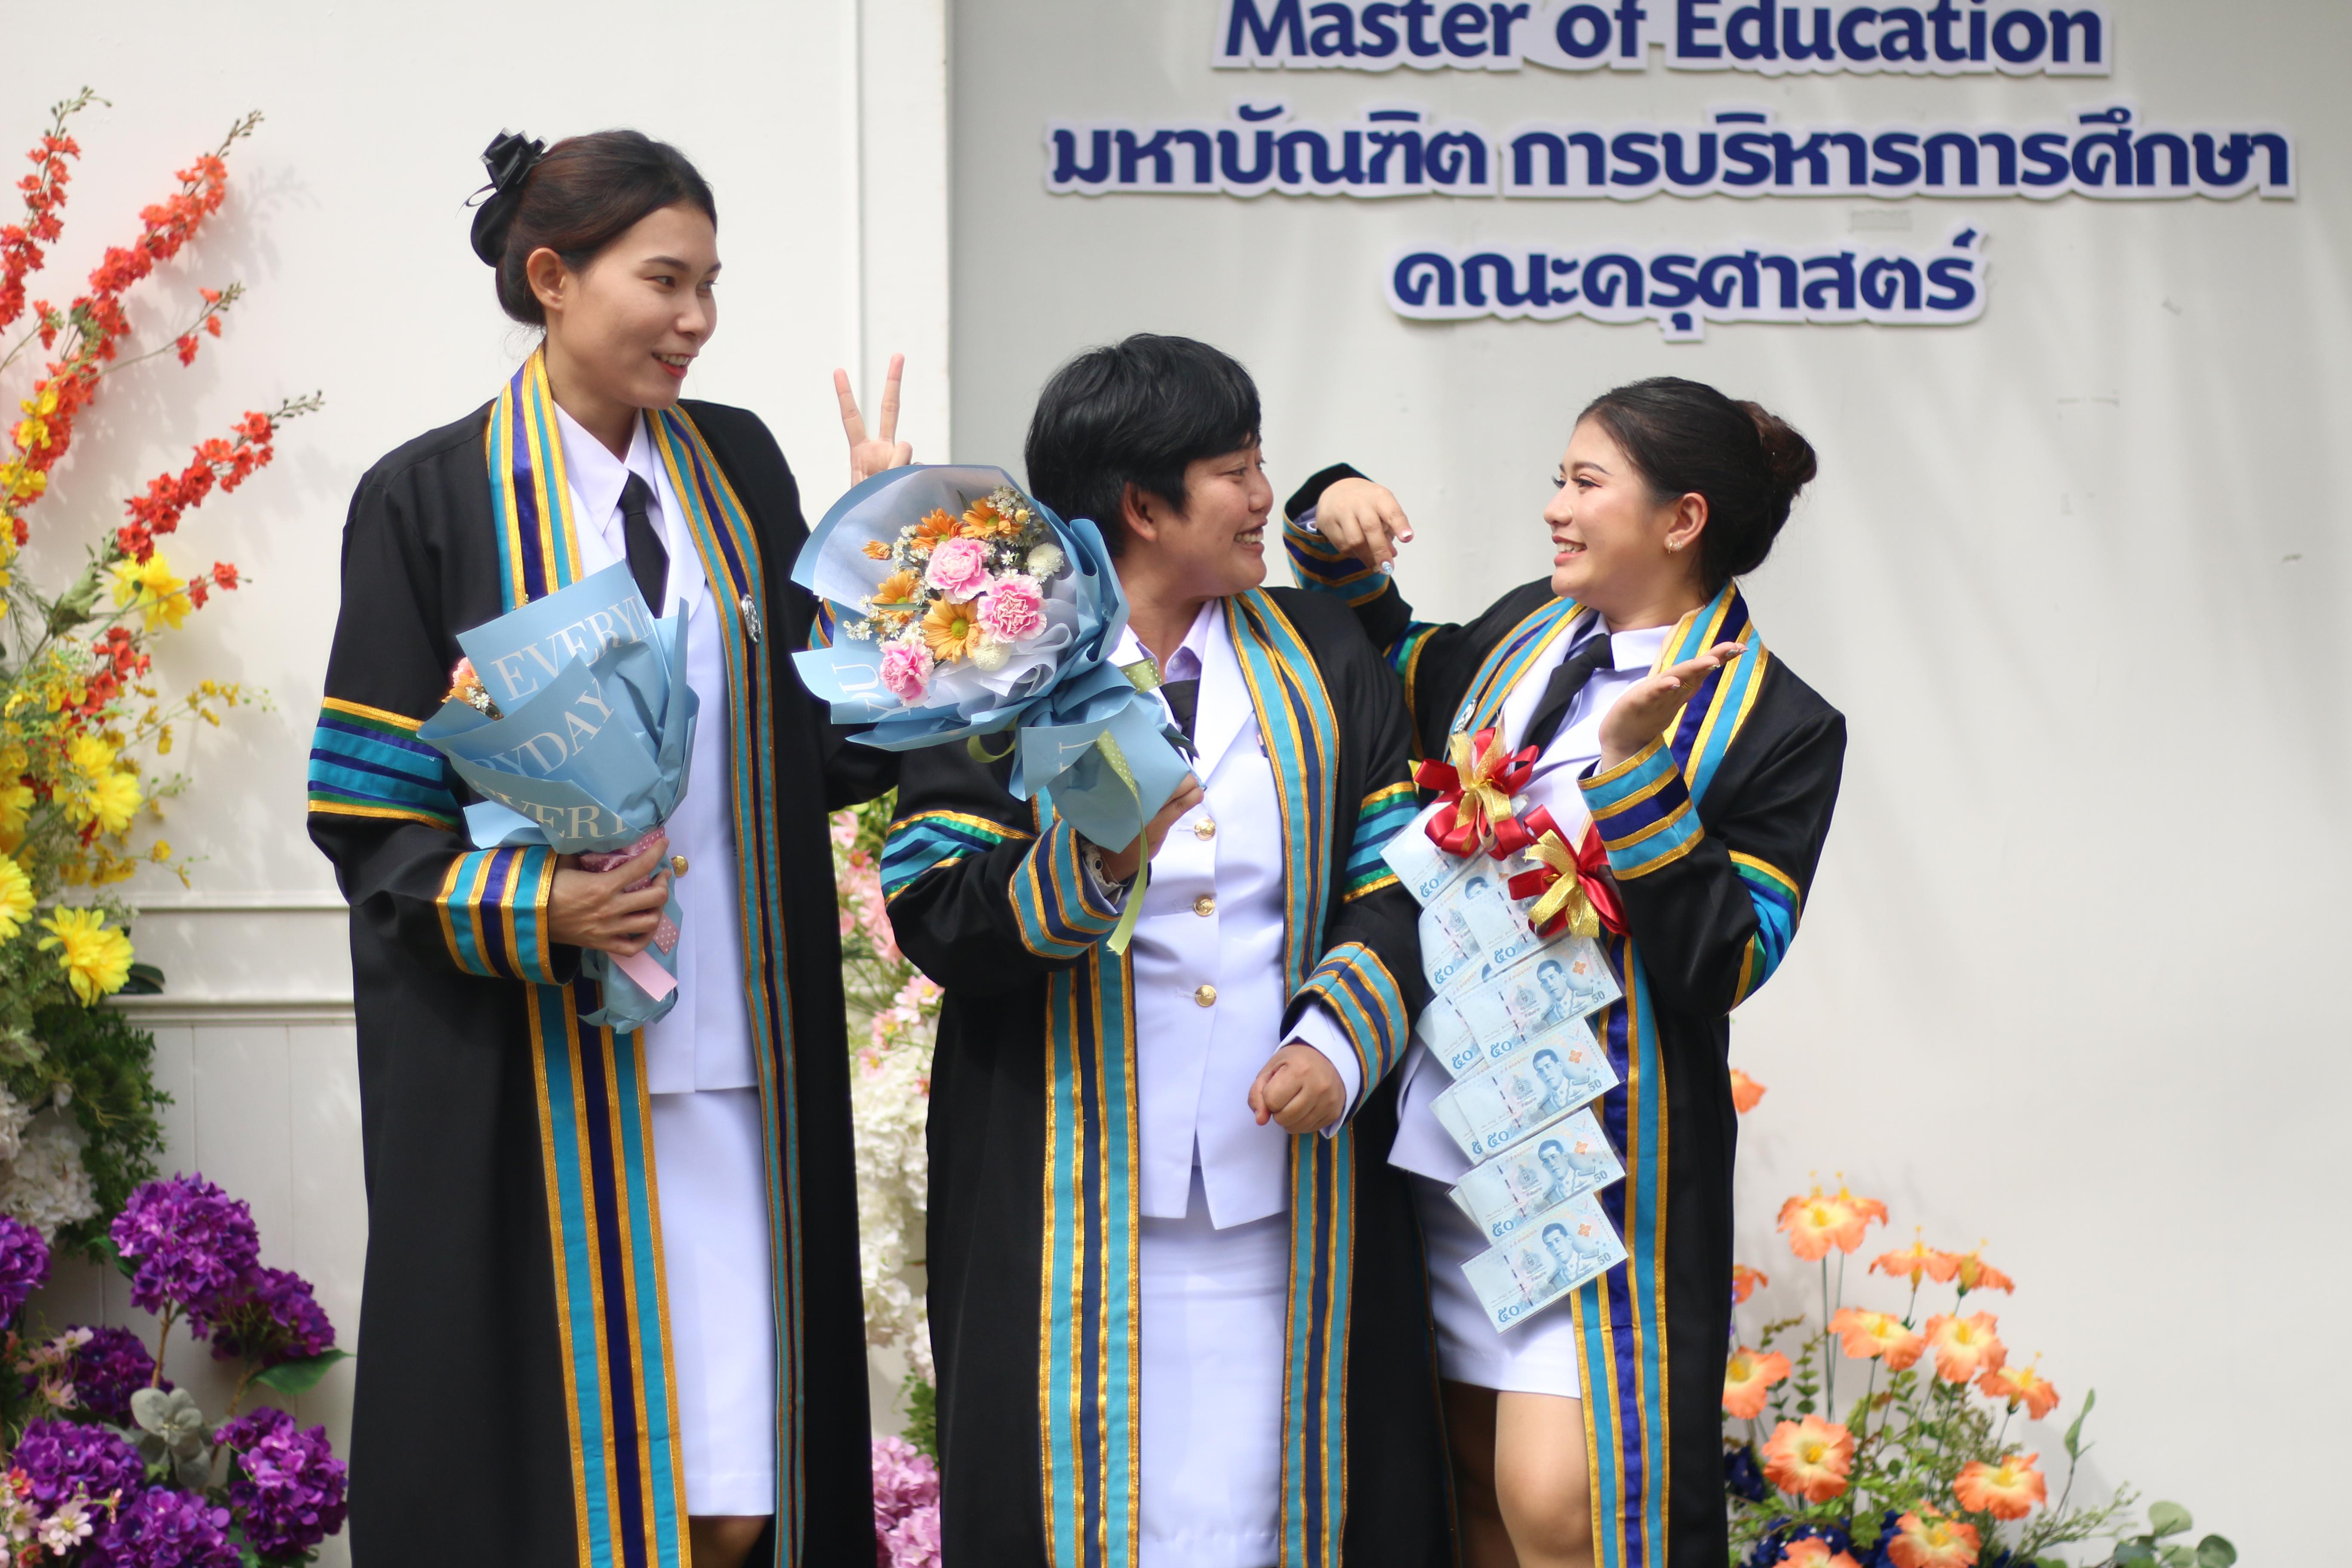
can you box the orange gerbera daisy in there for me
[1777,1185,1866,1261]
[1923,1312,2006,1384]
[861,539,893,560]
[1954,1453,2047,1519]
[1730,1068,1767,1113]
[872,568,921,605]
[1776,1541,1863,1568]
[1722,1346,1792,1419]
[1871,1234,1960,1289]
[1886,1511,1980,1568]
[960,497,1020,537]
[1827,1307,1925,1370]
[921,598,985,662]
[909,508,962,553]
[1948,1246,2016,1295]
[1732,1264,1769,1305]
[1761,1415,1853,1504]
[1978,1359,2060,1420]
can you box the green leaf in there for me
[2114,1542,2157,1565]
[251,1348,351,1396]
[2160,1546,2197,1568]
[2147,1503,2193,1539]
[2064,1387,2097,1459]
[119,963,165,997]
[2195,1537,2237,1568]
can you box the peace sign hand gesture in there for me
[835,352,914,483]
[1596,642,1747,772]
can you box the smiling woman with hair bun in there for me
[1286,378,1846,1568]
[307,129,910,1568]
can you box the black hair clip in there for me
[468,131,546,266]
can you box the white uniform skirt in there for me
[1413,1175,1583,1400]
[1138,1165,1289,1568]
[650,1088,777,1516]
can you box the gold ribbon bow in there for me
[1523,829,1604,939]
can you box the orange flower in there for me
[1871,1235,1959,1289]
[1886,1512,1980,1568]
[861,539,892,560]
[921,598,984,662]
[1730,1067,1767,1113]
[1948,1246,2016,1295]
[910,508,962,553]
[1954,1453,2047,1520]
[1732,1264,1769,1305]
[1827,1307,1925,1370]
[1761,1415,1853,1504]
[1977,1359,2060,1420]
[1923,1312,2006,1385]
[1722,1346,1792,1420]
[960,497,1020,538]
[1776,1542,1863,1568]
[1777,1185,1870,1261]
[872,568,921,605]
[1834,1181,1888,1228]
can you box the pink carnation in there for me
[923,537,991,601]
[978,574,1044,643]
[880,641,934,702]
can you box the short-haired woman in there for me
[1288,378,1847,1568]
[308,131,901,1568]
[883,335,1451,1568]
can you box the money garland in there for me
[1384,795,1632,1332]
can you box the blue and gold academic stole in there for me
[1450,583,1770,1568]
[485,354,799,1568]
[1036,591,1360,1568]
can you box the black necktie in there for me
[1520,632,1616,753]
[1159,677,1200,741]
[621,473,668,612]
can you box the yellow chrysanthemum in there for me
[0,855,32,942]
[73,770,141,837]
[109,555,190,633]
[0,782,31,847]
[68,732,116,780]
[37,907,134,1005]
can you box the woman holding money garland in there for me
[1287,378,1847,1568]
[307,131,913,1568]
[883,336,1451,1568]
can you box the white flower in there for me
[37,1496,92,1553]
[850,975,938,1384]
[968,631,1011,673]
[1025,543,1067,579]
[0,1112,98,1240]
[0,1084,28,1166]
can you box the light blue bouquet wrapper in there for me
[791,464,1190,853]
[417,561,699,1031]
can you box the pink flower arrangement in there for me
[979,573,1044,643]
[881,642,934,703]
[872,1436,941,1568]
[922,536,991,601]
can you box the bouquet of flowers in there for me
[416,562,696,1029]
[0,1175,350,1565]
[793,466,1188,882]
[1720,1079,2234,1568]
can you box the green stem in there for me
[1820,1256,1835,1412]
[148,1305,175,1386]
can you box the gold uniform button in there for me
[1194,818,1217,840]
[670,855,689,877]
[1193,983,1217,1008]
[1193,894,1216,917]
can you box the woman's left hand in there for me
[1249,1043,1345,1135]
[835,352,913,482]
[1596,642,1746,771]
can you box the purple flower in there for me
[0,1213,49,1322]
[68,1325,166,1425]
[108,1174,260,1323]
[870,1436,940,1566]
[206,1267,337,1368]
[217,1405,349,1558]
[12,1418,143,1512]
[103,1485,241,1568]
[885,1503,942,1568]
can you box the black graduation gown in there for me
[306,386,890,1568]
[880,586,1454,1568]
[1286,484,1846,1568]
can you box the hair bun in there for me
[1741,401,1818,508]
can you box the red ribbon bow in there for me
[1504,806,1626,938]
[1413,726,1538,858]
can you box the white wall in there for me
[14,1,951,1556]
[950,0,2347,1558]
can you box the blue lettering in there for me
[1648,253,1700,307]
[1491,2,1532,54]
[1924,256,1976,309]
[2019,131,2069,185]
[1403,0,1442,55]
[1308,2,1360,54]
[1361,3,1402,53]
[1678,0,1722,58]
[1782,5,1833,56]
[1442,2,1488,55]
[1617,0,1648,56]
[2047,7,2100,62]
[1927,0,1965,59]
[1556,3,1612,55]
[1224,0,1308,56]
[1871,130,1920,185]
[1610,130,1661,184]
[1878,7,1927,60]
[1836,6,1879,59]
[1990,8,2043,61]
[1727,0,1777,58]
[1968,0,1986,58]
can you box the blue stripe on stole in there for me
[571,983,652,1568]
[1452,597,1582,735]
[609,1016,683,1562]
[532,989,617,1562]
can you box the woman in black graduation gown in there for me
[306,131,899,1568]
[1286,378,1847,1568]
